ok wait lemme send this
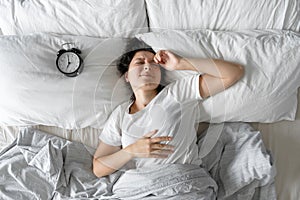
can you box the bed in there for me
[0,0,299,199]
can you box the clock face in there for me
[57,52,81,74]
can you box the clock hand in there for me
[66,55,71,69]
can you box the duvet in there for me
[0,123,275,200]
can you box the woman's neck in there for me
[131,90,157,112]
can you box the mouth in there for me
[140,74,152,77]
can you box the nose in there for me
[144,65,150,71]
[143,63,159,71]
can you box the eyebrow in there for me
[133,57,145,62]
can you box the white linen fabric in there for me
[145,0,300,32]
[100,75,203,169]
[0,33,132,129]
[0,0,148,37]
[0,125,102,152]
[0,122,275,199]
[137,29,300,123]
[198,122,276,199]
[111,164,217,199]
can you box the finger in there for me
[161,54,169,64]
[151,143,175,150]
[150,149,174,157]
[160,50,168,60]
[160,50,167,55]
[143,129,158,138]
[158,50,168,61]
[164,50,171,56]
[156,50,162,55]
[152,149,174,154]
[154,56,162,65]
[165,50,176,57]
[155,51,162,62]
[148,154,169,159]
[150,136,173,143]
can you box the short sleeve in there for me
[99,106,123,146]
[168,74,203,103]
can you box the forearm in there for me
[177,57,243,80]
[93,148,133,178]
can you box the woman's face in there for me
[125,51,161,92]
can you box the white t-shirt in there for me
[99,74,203,169]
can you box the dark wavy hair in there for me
[117,38,165,101]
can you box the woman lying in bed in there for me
[93,39,244,178]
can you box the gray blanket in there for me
[0,123,276,200]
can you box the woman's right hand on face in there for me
[124,130,175,159]
[154,50,182,71]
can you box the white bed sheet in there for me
[0,125,101,150]
[0,97,299,200]
[258,88,300,200]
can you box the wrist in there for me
[122,146,134,159]
[177,58,196,71]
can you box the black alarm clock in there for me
[56,45,83,77]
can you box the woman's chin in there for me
[136,82,160,91]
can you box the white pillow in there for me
[145,0,300,32]
[136,29,300,123]
[0,0,148,37]
[0,33,131,129]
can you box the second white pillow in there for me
[137,29,300,123]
